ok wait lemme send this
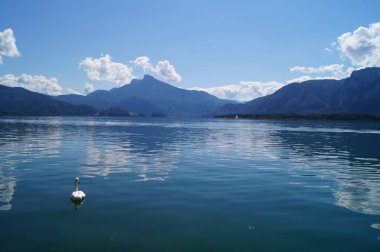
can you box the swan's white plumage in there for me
[71,177,86,201]
[71,190,86,200]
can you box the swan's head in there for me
[74,177,79,187]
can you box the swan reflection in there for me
[71,199,85,210]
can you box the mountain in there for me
[216,67,380,116]
[56,75,231,117]
[0,84,96,116]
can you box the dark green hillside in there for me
[0,85,96,116]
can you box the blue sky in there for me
[1,0,380,100]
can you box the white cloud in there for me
[190,81,284,102]
[84,83,94,94]
[0,74,63,95]
[290,64,348,77]
[291,22,380,83]
[79,54,134,85]
[288,64,355,84]
[286,75,341,84]
[0,28,20,64]
[155,60,182,82]
[0,74,84,95]
[79,55,182,85]
[336,22,380,67]
[66,88,82,95]
[131,56,182,82]
[131,56,152,71]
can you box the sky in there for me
[1,0,380,101]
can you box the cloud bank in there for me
[196,20,380,101]
[190,81,284,101]
[286,75,340,84]
[290,64,349,77]
[0,28,20,64]
[288,22,380,85]
[66,88,82,95]
[336,22,380,67]
[4,21,377,101]
[131,56,182,82]
[79,54,134,86]
[288,64,355,83]
[0,74,83,96]
[79,55,182,85]
[0,74,63,95]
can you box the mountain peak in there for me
[350,67,380,81]
[56,72,229,117]
[143,74,156,80]
[127,75,158,86]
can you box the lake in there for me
[0,117,380,251]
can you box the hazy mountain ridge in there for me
[0,84,97,116]
[2,68,380,117]
[215,67,380,116]
[56,75,232,117]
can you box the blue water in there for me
[1,117,380,251]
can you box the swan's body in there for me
[71,177,86,202]
[71,190,86,200]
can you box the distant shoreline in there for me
[215,113,380,121]
[0,111,166,117]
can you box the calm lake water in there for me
[1,117,380,251]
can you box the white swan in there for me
[71,177,86,201]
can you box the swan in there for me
[71,177,86,202]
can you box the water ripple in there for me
[1,117,380,249]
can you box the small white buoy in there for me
[71,177,86,202]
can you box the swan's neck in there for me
[74,182,79,192]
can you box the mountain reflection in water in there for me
[274,129,380,215]
[1,117,380,251]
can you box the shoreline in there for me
[215,113,380,121]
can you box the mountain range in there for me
[1,68,380,117]
[56,75,231,117]
[216,67,380,116]
[0,84,96,116]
